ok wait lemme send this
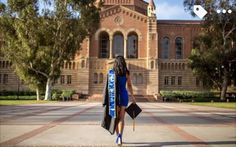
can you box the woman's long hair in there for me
[113,55,129,76]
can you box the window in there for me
[81,60,85,68]
[65,62,68,69]
[60,75,65,84]
[72,62,76,70]
[127,32,138,58]
[93,73,98,84]
[0,61,2,68]
[182,63,185,70]
[67,75,72,84]
[161,37,169,59]
[69,62,72,69]
[99,73,103,83]
[151,61,154,69]
[0,74,1,83]
[113,32,124,57]
[171,76,175,85]
[99,32,110,58]
[161,63,163,70]
[3,74,8,84]
[171,63,174,70]
[175,37,183,59]
[164,76,169,85]
[2,61,5,68]
[164,63,167,70]
[178,76,182,85]
[6,61,9,68]
[179,63,181,70]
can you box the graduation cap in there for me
[125,103,142,131]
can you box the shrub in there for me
[160,90,218,102]
[0,90,36,96]
[61,90,75,98]
[51,89,62,101]
[0,95,37,100]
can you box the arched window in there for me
[171,63,174,70]
[72,62,76,70]
[99,73,103,83]
[113,32,124,57]
[164,63,167,70]
[161,63,163,70]
[69,62,72,69]
[182,63,185,70]
[175,37,183,59]
[93,73,98,84]
[179,63,181,70]
[99,32,110,58]
[162,37,170,59]
[6,61,9,68]
[2,61,5,68]
[65,62,69,69]
[151,61,154,69]
[81,60,85,68]
[127,32,138,58]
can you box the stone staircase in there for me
[86,94,163,102]
[134,95,160,102]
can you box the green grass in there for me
[0,100,56,106]
[189,102,236,109]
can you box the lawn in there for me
[189,102,236,109]
[0,100,56,106]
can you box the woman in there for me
[113,55,136,145]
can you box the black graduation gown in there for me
[101,73,120,135]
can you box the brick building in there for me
[0,0,203,96]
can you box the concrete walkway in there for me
[0,102,235,147]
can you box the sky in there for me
[0,0,201,20]
[153,0,201,20]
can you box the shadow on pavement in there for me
[123,140,236,146]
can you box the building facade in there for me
[0,0,203,96]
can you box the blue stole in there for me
[108,69,116,118]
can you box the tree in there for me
[0,0,100,100]
[184,0,236,100]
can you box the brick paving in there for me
[0,102,236,147]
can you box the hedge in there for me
[160,90,225,102]
[0,90,36,96]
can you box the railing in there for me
[89,58,147,71]
[159,59,188,71]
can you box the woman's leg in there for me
[118,106,126,135]
[116,106,120,135]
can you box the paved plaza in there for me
[0,102,236,147]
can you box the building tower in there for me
[146,0,159,95]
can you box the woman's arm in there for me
[126,73,136,103]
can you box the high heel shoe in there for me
[116,134,122,146]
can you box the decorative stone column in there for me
[109,37,113,59]
[124,37,127,58]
